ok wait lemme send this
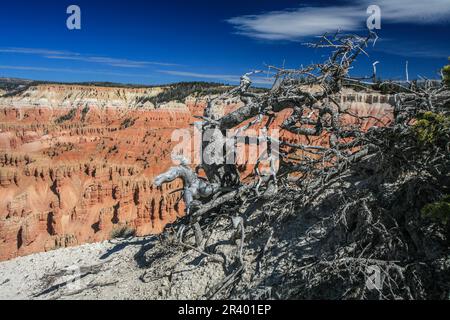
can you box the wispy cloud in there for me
[372,0,450,23]
[0,48,76,56]
[44,55,177,67]
[159,70,241,82]
[0,47,178,68]
[227,0,450,41]
[375,44,450,59]
[159,70,274,85]
[228,7,363,41]
[0,65,154,78]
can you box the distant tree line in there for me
[139,82,231,105]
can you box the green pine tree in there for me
[443,57,450,86]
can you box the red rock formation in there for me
[0,84,203,261]
[0,84,393,261]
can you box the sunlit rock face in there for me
[0,84,199,261]
[0,84,393,261]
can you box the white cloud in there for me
[159,70,240,82]
[227,0,450,41]
[159,70,274,85]
[373,0,450,23]
[44,55,177,67]
[0,47,177,68]
[0,65,154,78]
[375,42,450,59]
[228,7,363,41]
[0,48,77,56]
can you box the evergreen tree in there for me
[443,57,450,86]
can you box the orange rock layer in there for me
[0,96,211,261]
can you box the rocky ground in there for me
[0,190,318,300]
[0,235,224,300]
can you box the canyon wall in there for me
[0,84,206,261]
[0,84,393,261]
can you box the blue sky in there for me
[0,0,449,86]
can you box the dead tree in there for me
[154,155,220,246]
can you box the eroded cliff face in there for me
[0,84,165,109]
[0,84,393,261]
[0,84,208,261]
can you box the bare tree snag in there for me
[152,31,449,299]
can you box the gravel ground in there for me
[0,199,318,301]
[0,231,233,300]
